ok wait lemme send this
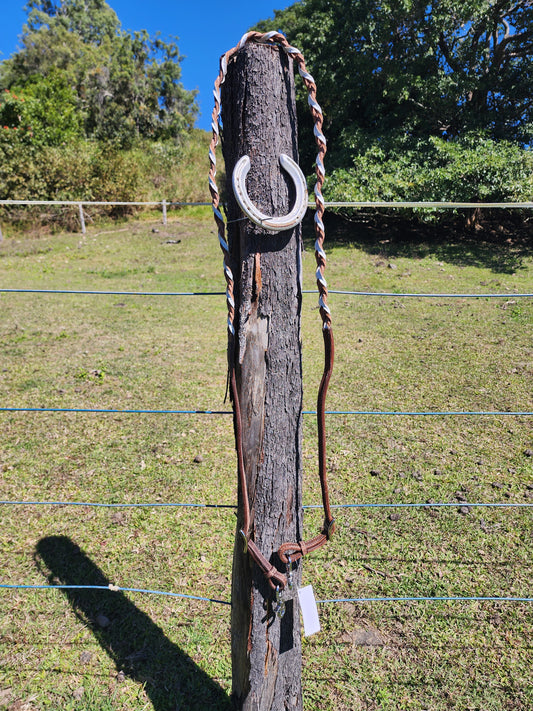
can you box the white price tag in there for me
[298,584,320,637]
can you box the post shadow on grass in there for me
[303,212,533,275]
[34,536,232,711]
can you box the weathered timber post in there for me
[222,42,304,709]
[210,30,332,711]
[78,203,86,235]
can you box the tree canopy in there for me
[0,0,198,147]
[0,0,206,213]
[256,0,533,206]
[258,0,533,152]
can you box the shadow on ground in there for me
[303,212,533,274]
[35,536,232,711]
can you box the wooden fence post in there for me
[78,203,86,235]
[221,42,304,709]
[162,199,167,225]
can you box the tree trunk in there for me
[221,42,304,710]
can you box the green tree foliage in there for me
[81,31,195,146]
[0,74,83,147]
[24,0,120,44]
[1,0,198,148]
[0,130,212,226]
[326,134,533,203]
[0,0,203,213]
[256,0,533,206]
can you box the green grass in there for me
[0,212,532,710]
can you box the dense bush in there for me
[0,135,138,203]
[257,0,533,225]
[0,128,212,230]
[0,0,205,230]
[1,1,197,149]
[323,134,533,221]
[0,76,83,148]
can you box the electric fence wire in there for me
[2,209,532,613]
[1,287,532,298]
[1,500,532,509]
[1,198,533,208]
[0,584,230,605]
[2,407,533,416]
[1,584,531,606]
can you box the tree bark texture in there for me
[221,43,304,711]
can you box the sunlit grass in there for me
[0,213,532,710]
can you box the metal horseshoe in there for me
[232,154,308,233]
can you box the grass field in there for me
[0,209,532,710]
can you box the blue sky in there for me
[0,0,290,131]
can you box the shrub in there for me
[323,134,533,222]
[0,129,213,230]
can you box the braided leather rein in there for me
[209,31,335,591]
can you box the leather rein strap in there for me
[233,325,335,591]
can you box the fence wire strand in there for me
[2,200,532,617]
[2,407,532,416]
[1,500,532,509]
[1,584,531,606]
[2,198,533,208]
[2,287,532,298]
[0,584,231,605]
